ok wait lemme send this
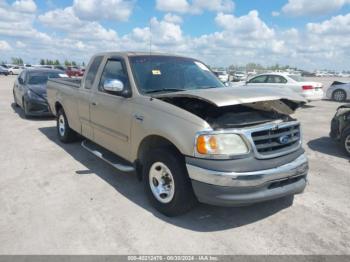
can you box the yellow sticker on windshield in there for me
[152,70,161,75]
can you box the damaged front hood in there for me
[154,87,306,114]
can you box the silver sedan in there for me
[326,81,350,102]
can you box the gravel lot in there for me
[0,75,349,255]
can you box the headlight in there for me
[27,90,45,101]
[195,133,249,158]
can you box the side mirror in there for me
[18,78,24,84]
[103,79,124,93]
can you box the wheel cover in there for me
[149,162,175,204]
[58,114,66,137]
[345,135,350,154]
[334,90,345,101]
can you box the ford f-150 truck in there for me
[47,52,309,216]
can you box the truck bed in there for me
[49,77,81,88]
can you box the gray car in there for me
[13,68,66,117]
[0,65,9,76]
[326,81,350,102]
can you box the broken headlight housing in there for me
[195,132,250,159]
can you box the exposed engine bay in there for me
[159,97,295,129]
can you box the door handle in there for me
[91,102,97,106]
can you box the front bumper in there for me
[187,154,308,206]
[26,99,53,116]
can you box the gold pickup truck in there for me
[47,52,309,216]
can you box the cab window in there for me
[99,59,129,94]
[266,75,287,84]
[84,56,103,89]
[249,75,267,83]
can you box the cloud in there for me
[164,13,183,24]
[307,13,350,34]
[0,40,11,50]
[282,0,350,16]
[156,0,234,14]
[272,11,280,17]
[12,0,36,13]
[215,11,275,40]
[72,0,135,21]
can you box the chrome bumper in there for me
[186,154,308,187]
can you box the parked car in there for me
[330,104,350,156]
[40,65,67,71]
[66,66,84,77]
[13,68,66,117]
[47,52,309,216]
[8,66,23,75]
[232,71,247,82]
[326,81,350,102]
[213,70,229,82]
[245,73,324,102]
[0,65,9,76]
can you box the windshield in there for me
[129,56,224,94]
[288,75,304,82]
[27,72,63,85]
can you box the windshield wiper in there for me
[145,88,186,94]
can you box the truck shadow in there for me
[308,137,349,160]
[38,126,295,232]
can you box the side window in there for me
[267,75,287,84]
[249,75,267,83]
[99,59,129,93]
[84,56,103,89]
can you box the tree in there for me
[11,57,24,65]
[40,59,45,65]
[71,61,77,66]
[54,59,60,65]
[64,60,71,66]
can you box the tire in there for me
[22,98,30,118]
[10,71,13,75]
[142,148,197,216]
[332,89,347,102]
[341,129,350,156]
[13,91,19,107]
[57,108,77,143]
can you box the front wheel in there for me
[332,89,347,102]
[57,109,77,143]
[143,148,197,216]
[341,130,350,156]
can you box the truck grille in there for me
[251,123,301,156]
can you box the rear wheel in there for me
[332,89,347,102]
[57,108,77,143]
[341,129,350,156]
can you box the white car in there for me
[8,66,23,75]
[326,81,350,102]
[245,73,324,101]
[233,71,247,82]
[214,71,229,82]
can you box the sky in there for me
[0,0,350,70]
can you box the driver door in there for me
[89,57,133,158]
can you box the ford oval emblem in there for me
[278,135,290,145]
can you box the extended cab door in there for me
[89,57,133,158]
[78,56,103,140]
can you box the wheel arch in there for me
[136,135,184,180]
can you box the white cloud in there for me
[156,0,234,14]
[0,40,11,50]
[282,0,350,16]
[12,0,36,13]
[307,13,350,34]
[215,11,275,40]
[164,13,183,24]
[272,11,280,17]
[72,0,134,21]
[16,41,26,48]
